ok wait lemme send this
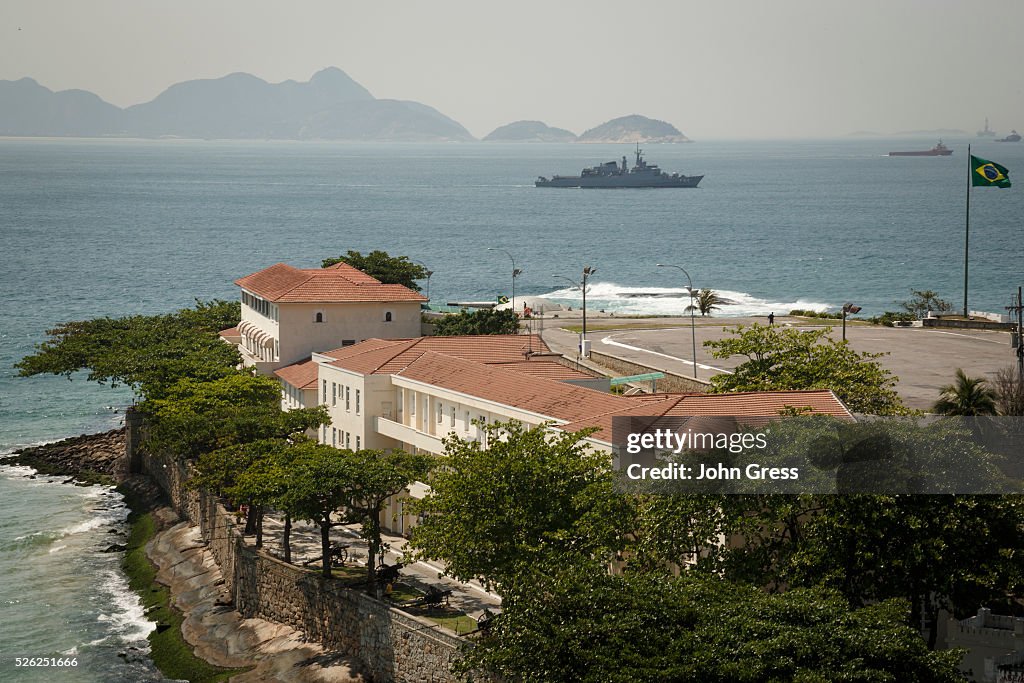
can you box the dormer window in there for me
[314,311,324,323]
[384,311,393,323]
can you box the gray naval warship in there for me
[535,144,703,188]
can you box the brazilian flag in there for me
[971,155,1011,188]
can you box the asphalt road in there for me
[542,316,1017,410]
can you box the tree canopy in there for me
[321,250,428,291]
[145,373,327,459]
[704,323,908,415]
[463,563,964,683]
[901,289,953,317]
[431,308,519,336]
[15,299,241,399]
[408,421,626,589]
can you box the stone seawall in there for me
[136,438,465,682]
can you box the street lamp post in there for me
[656,263,698,379]
[411,260,434,301]
[554,266,596,357]
[841,302,861,342]
[487,248,521,312]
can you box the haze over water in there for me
[1,137,1021,678]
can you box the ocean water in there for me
[1,137,1022,677]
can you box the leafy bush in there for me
[788,309,843,320]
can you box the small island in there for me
[483,120,577,142]
[577,114,692,143]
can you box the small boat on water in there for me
[888,141,953,157]
[996,130,1021,143]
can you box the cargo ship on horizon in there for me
[888,141,953,157]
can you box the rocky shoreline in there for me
[4,428,128,485]
[4,429,361,682]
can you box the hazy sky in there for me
[3,0,1022,139]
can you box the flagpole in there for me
[963,144,971,318]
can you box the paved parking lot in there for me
[542,316,1017,410]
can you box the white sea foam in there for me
[539,282,832,317]
[49,544,67,554]
[95,570,155,643]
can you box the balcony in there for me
[375,416,444,454]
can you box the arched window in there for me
[314,312,324,323]
[384,311,393,323]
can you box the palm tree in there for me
[933,368,998,415]
[686,288,725,317]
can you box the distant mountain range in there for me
[0,68,695,143]
[0,68,473,141]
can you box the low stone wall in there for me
[137,442,466,682]
[924,318,1015,332]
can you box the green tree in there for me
[782,495,1024,649]
[145,373,327,459]
[686,288,725,316]
[431,308,519,336]
[282,442,355,578]
[334,449,434,586]
[408,421,626,590]
[705,323,908,415]
[15,300,241,399]
[321,250,428,291]
[933,368,998,416]
[462,563,964,683]
[901,289,953,317]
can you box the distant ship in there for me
[888,141,953,157]
[535,145,703,188]
[997,130,1021,142]
[977,118,996,137]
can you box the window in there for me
[332,383,337,406]
[345,387,351,411]
[410,393,416,416]
[356,436,361,450]
[345,432,351,449]
[322,380,327,404]
[384,311,392,322]
[450,406,456,427]
[332,428,337,447]
[465,411,470,430]
[342,339,355,347]
[355,389,361,415]
[437,403,443,423]
[314,312,324,323]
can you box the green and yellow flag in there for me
[971,155,1011,188]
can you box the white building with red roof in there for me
[272,334,854,535]
[229,262,427,373]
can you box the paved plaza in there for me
[541,315,1017,410]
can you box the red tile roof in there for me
[218,326,240,338]
[557,390,853,440]
[274,357,320,390]
[322,335,551,375]
[235,262,427,304]
[494,360,597,381]
[395,352,636,423]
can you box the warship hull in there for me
[536,144,703,188]
[535,174,703,188]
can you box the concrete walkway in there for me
[259,514,501,621]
